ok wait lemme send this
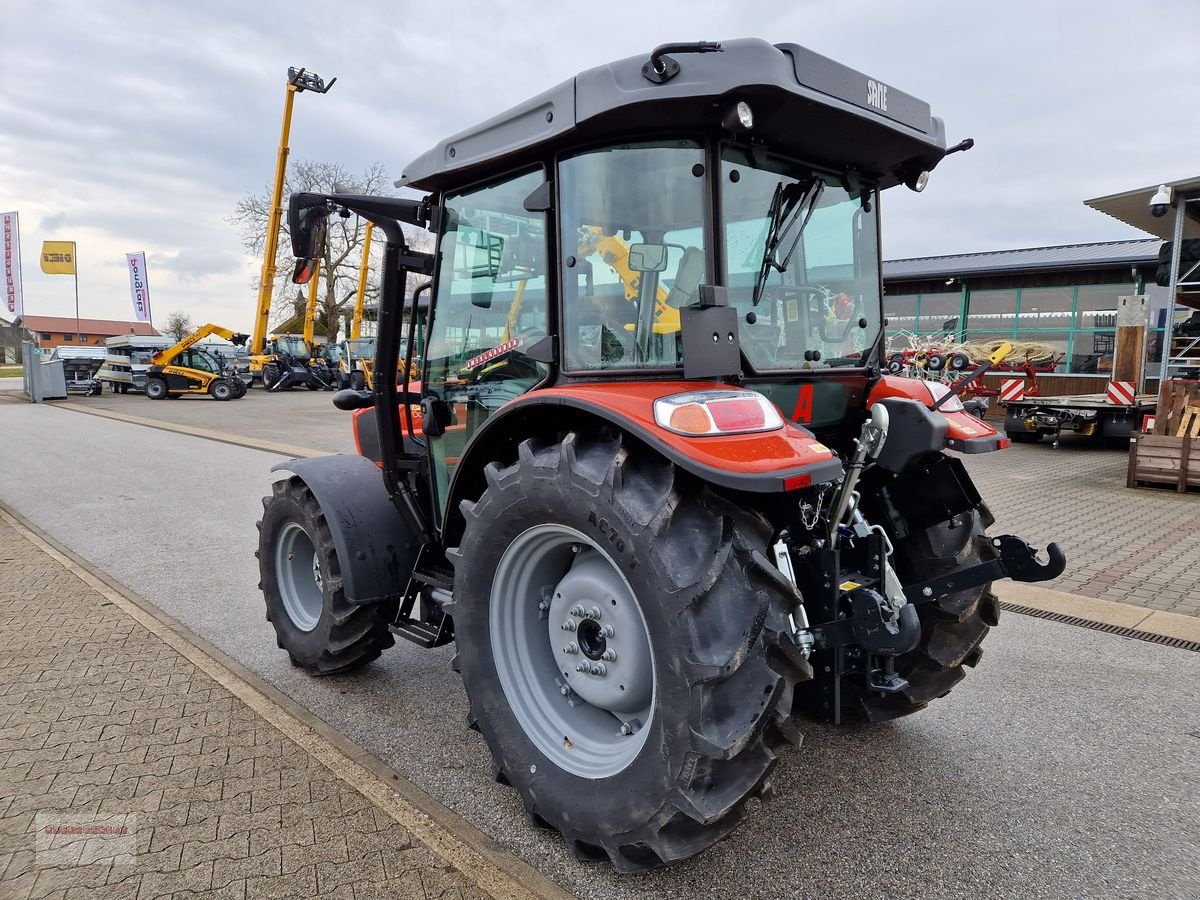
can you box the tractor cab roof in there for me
[399,38,947,194]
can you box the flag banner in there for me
[40,241,76,275]
[125,252,152,323]
[2,211,22,318]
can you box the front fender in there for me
[868,375,1008,453]
[270,454,419,607]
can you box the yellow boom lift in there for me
[247,66,335,388]
[144,323,249,401]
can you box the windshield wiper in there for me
[751,177,824,306]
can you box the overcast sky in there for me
[3,0,1198,330]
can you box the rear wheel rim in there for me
[275,522,323,632]
[490,524,655,780]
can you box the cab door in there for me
[422,169,549,525]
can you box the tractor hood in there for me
[398,38,948,193]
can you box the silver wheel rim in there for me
[275,522,323,632]
[490,524,655,780]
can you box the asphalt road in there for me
[2,401,1198,899]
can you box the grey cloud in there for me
[156,248,244,283]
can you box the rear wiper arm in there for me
[751,178,824,306]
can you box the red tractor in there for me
[257,40,1064,872]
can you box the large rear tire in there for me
[447,432,810,872]
[257,477,395,674]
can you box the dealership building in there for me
[882,237,1169,395]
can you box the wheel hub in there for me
[489,524,656,779]
[548,551,652,715]
[275,522,323,633]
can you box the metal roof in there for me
[1084,175,1200,240]
[399,38,947,192]
[16,315,160,337]
[882,238,1161,281]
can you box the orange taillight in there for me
[668,403,711,435]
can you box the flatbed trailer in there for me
[1002,392,1156,444]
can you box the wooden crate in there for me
[1153,380,1200,436]
[1127,434,1200,493]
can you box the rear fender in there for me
[270,454,420,606]
[442,382,845,545]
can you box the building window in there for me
[63,334,72,341]
[41,332,51,340]
[965,289,1018,334]
[884,281,1142,375]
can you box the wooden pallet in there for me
[1177,406,1200,438]
[1128,433,1200,493]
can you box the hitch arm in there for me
[903,534,1066,604]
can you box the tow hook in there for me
[902,535,1067,605]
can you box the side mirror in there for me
[627,243,668,273]
[288,193,330,284]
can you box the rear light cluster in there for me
[653,390,785,436]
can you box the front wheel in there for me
[210,380,234,401]
[257,477,395,673]
[262,362,281,390]
[350,370,366,391]
[145,377,168,400]
[448,432,809,872]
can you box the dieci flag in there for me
[125,252,152,323]
[40,241,76,275]
[2,211,21,318]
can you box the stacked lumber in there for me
[1154,380,1200,436]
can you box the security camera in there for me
[1149,184,1172,218]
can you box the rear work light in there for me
[653,390,785,436]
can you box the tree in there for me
[163,311,193,342]
[229,160,430,343]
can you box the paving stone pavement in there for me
[961,440,1200,618]
[0,515,490,900]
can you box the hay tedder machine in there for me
[255,40,1065,871]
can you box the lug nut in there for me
[587,606,602,620]
[563,642,579,655]
[601,649,617,662]
[619,723,632,735]
[589,663,607,677]
[569,605,585,617]
[560,620,576,632]
[601,624,615,638]
[575,662,589,673]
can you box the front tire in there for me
[210,380,234,401]
[350,370,366,391]
[145,377,167,400]
[257,477,395,674]
[262,362,281,390]
[448,432,809,872]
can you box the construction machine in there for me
[246,66,335,387]
[256,40,1065,872]
[146,323,249,400]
